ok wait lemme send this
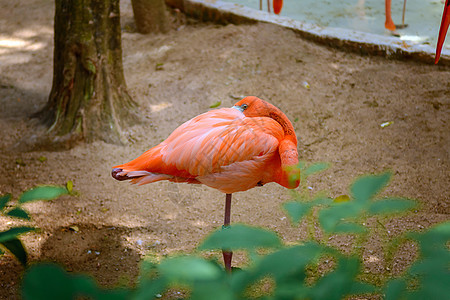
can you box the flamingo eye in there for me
[241,104,248,110]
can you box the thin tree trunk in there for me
[34,0,138,149]
[131,0,170,34]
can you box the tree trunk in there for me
[131,0,170,34]
[35,0,138,149]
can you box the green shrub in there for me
[20,167,449,299]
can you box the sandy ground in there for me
[0,0,449,298]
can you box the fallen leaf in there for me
[209,101,221,108]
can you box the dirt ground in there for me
[0,0,449,298]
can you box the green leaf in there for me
[384,278,407,300]
[1,238,28,265]
[304,162,330,177]
[333,222,366,233]
[283,202,312,224]
[6,207,30,220]
[368,198,416,215]
[19,186,68,204]
[319,202,364,233]
[198,224,281,251]
[412,222,450,257]
[0,227,35,243]
[255,243,322,280]
[0,194,11,211]
[66,181,73,194]
[22,263,131,300]
[209,101,221,108]
[158,256,222,282]
[191,280,234,300]
[351,172,391,203]
[348,281,377,294]
[231,243,322,294]
[309,257,360,300]
[134,277,167,300]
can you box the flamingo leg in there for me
[222,193,233,272]
[385,0,396,31]
[401,0,407,26]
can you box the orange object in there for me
[112,96,300,272]
[112,96,300,193]
[435,0,450,64]
[273,0,283,15]
[385,0,396,31]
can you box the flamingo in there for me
[112,96,300,272]
[435,0,449,63]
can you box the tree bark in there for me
[35,0,138,149]
[131,0,170,34]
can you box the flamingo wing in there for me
[162,108,283,176]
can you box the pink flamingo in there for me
[112,96,300,272]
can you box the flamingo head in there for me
[233,96,297,144]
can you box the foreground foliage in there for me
[18,166,450,299]
[0,185,69,265]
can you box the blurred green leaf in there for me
[6,207,30,220]
[133,277,167,300]
[348,281,378,295]
[0,193,11,211]
[1,237,27,266]
[231,243,322,294]
[384,278,407,300]
[283,201,311,224]
[22,263,130,300]
[191,281,234,300]
[319,202,364,233]
[254,243,321,281]
[0,227,35,243]
[310,257,360,300]
[159,256,222,282]
[412,222,450,258]
[368,198,416,215]
[351,172,391,203]
[333,222,366,233]
[198,224,281,251]
[304,162,330,177]
[209,101,221,108]
[19,186,68,204]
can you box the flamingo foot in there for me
[385,20,397,31]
